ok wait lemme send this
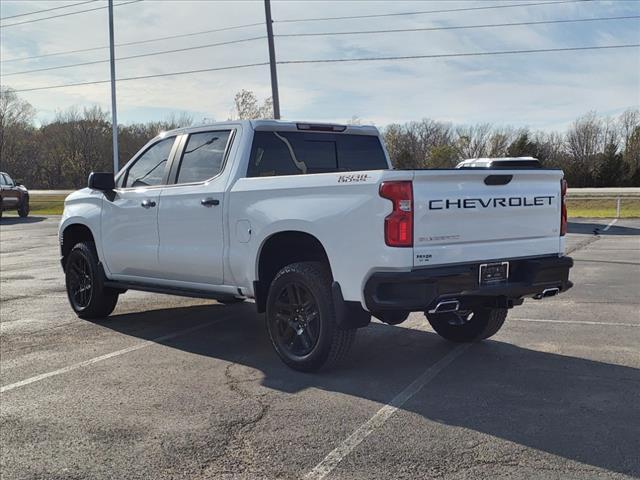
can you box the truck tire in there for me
[18,198,29,217]
[426,307,507,342]
[65,242,119,319]
[266,261,356,372]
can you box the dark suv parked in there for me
[0,172,29,218]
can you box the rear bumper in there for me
[364,255,573,312]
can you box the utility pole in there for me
[108,0,119,173]
[264,0,280,119]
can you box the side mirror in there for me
[88,172,115,191]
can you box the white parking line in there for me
[603,218,618,231]
[512,318,638,327]
[304,344,470,480]
[1,319,224,394]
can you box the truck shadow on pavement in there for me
[97,303,639,477]
[568,220,640,235]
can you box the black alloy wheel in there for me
[270,282,321,357]
[265,261,356,372]
[67,251,93,310]
[64,242,119,319]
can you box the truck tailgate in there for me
[412,169,564,267]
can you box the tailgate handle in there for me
[484,174,513,186]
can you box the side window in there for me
[3,174,14,186]
[248,132,302,177]
[0,174,7,186]
[124,137,175,188]
[176,130,231,184]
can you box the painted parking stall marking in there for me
[304,344,471,480]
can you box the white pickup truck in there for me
[60,120,573,371]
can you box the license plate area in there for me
[479,262,509,284]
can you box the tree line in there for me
[0,87,638,188]
[383,110,640,187]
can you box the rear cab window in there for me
[247,131,388,177]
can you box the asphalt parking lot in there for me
[1,216,639,480]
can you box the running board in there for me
[104,280,240,302]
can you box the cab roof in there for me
[161,120,380,137]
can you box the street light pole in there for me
[264,0,280,119]
[108,0,119,173]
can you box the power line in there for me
[6,14,636,77]
[2,36,267,77]
[274,0,592,23]
[11,62,270,93]
[276,15,640,38]
[277,44,640,65]
[9,44,637,93]
[0,0,98,21]
[1,21,265,63]
[0,0,606,63]
[0,0,142,28]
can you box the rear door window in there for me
[247,131,387,177]
[175,130,231,184]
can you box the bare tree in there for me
[487,127,517,157]
[455,123,492,159]
[229,90,273,120]
[162,112,194,130]
[566,112,604,186]
[0,87,37,184]
[617,109,640,180]
[617,108,640,150]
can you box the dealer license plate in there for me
[479,262,509,284]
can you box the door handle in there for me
[201,198,220,207]
[141,199,156,208]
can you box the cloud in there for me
[1,0,638,130]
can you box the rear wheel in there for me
[266,261,356,372]
[18,198,29,217]
[426,307,507,342]
[65,242,119,319]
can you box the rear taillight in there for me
[380,181,413,247]
[560,178,568,236]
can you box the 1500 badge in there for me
[338,173,370,183]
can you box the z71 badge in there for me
[416,253,432,264]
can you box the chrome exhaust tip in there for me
[428,300,460,314]
[534,287,560,300]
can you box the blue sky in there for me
[1,0,639,131]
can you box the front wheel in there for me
[18,198,29,217]
[266,262,356,372]
[426,307,507,342]
[65,242,119,319]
